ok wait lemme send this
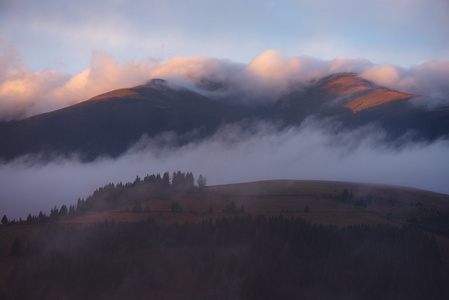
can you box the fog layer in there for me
[1,120,448,220]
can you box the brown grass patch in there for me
[58,180,449,228]
[345,89,414,112]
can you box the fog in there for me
[1,119,448,220]
[1,50,449,120]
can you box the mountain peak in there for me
[314,73,416,113]
[315,73,373,95]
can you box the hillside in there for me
[0,79,253,161]
[2,178,449,299]
[7,178,447,230]
[0,73,448,161]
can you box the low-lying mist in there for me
[1,119,448,220]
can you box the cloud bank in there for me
[1,49,449,120]
[1,119,448,220]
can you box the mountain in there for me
[0,79,254,161]
[273,73,449,140]
[0,73,448,161]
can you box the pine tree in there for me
[10,238,21,257]
[197,175,206,190]
[162,172,171,188]
[1,215,8,225]
[59,205,68,216]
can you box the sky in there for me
[1,0,449,219]
[1,0,448,74]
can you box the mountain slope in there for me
[0,73,448,161]
[0,80,254,161]
[275,73,449,141]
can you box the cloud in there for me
[361,65,401,88]
[1,119,449,220]
[360,61,449,100]
[1,50,449,121]
[0,51,158,120]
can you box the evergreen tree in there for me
[186,172,195,188]
[304,205,310,213]
[224,202,237,214]
[134,175,141,185]
[10,238,21,257]
[1,215,8,225]
[162,172,171,188]
[50,206,59,220]
[68,205,76,216]
[197,175,206,190]
[171,201,184,213]
[59,205,68,216]
[131,202,142,213]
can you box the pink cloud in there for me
[1,50,448,121]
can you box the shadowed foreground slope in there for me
[3,216,448,300]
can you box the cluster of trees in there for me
[407,210,449,237]
[5,216,449,299]
[1,208,70,226]
[1,171,206,225]
[223,202,245,214]
[337,189,373,207]
[126,202,151,214]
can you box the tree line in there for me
[4,215,449,299]
[1,171,206,226]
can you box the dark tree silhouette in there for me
[50,206,59,221]
[304,205,310,213]
[59,205,68,216]
[5,217,449,299]
[10,238,21,257]
[197,174,206,190]
[162,172,171,188]
[223,202,238,214]
[171,201,184,213]
[131,202,142,213]
[1,215,8,225]
[186,172,195,188]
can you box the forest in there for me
[4,215,448,300]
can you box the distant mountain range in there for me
[1,73,448,161]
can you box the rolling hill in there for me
[0,73,448,161]
[2,178,449,299]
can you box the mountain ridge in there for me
[0,72,448,161]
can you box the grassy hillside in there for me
[1,179,449,299]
